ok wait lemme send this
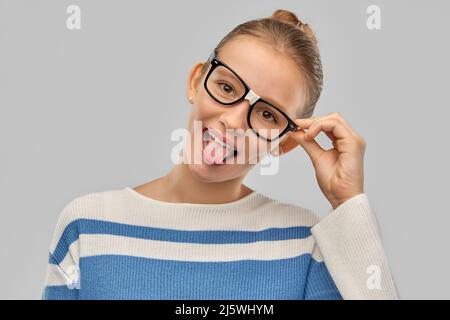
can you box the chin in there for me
[187,162,249,183]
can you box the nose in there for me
[218,99,250,132]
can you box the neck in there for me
[157,163,252,204]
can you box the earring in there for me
[188,96,193,103]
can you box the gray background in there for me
[1,0,449,299]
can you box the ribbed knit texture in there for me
[41,187,398,300]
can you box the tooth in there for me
[206,130,234,151]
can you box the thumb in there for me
[290,128,326,166]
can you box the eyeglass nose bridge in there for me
[243,90,260,105]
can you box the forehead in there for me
[217,36,306,117]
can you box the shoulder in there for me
[48,188,125,254]
[254,192,322,228]
[54,188,126,228]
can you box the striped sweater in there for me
[42,187,398,300]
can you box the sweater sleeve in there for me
[310,193,399,299]
[41,199,82,300]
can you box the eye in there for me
[257,110,278,123]
[218,82,235,94]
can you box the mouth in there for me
[202,127,238,165]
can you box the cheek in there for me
[197,104,217,120]
[240,135,272,164]
[194,92,223,118]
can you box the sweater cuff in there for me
[311,193,399,300]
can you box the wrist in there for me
[330,191,365,210]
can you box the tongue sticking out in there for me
[203,138,235,165]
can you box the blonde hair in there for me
[201,9,323,118]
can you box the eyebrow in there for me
[259,96,291,115]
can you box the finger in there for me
[293,122,338,148]
[304,118,350,141]
[288,129,326,165]
[303,113,355,137]
[296,115,342,136]
[325,112,357,138]
[324,130,336,141]
[330,112,354,132]
[324,131,338,148]
[303,118,338,144]
[293,117,317,130]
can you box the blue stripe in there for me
[304,259,343,300]
[44,254,342,300]
[78,253,313,299]
[42,285,79,300]
[50,218,312,265]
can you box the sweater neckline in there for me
[123,186,261,209]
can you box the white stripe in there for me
[44,262,79,288]
[49,188,320,253]
[311,245,324,262]
[44,264,69,286]
[80,233,321,262]
[45,240,80,286]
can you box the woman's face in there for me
[184,35,307,183]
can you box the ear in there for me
[187,62,207,102]
[276,132,300,156]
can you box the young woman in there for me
[42,9,398,300]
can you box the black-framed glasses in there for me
[203,50,300,142]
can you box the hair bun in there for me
[270,9,317,45]
[270,9,302,26]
